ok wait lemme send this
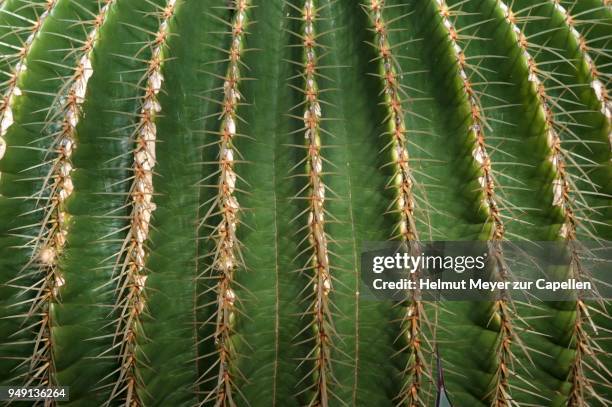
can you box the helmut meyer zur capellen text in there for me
[371,277,592,292]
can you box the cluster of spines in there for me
[434,2,520,405]
[0,0,56,178]
[294,1,336,405]
[106,1,176,404]
[198,1,250,405]
[498,1,605,404]
[365,1,430,405]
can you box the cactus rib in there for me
[499,1,606,404]
[0,0,609,405]
[365,1,432,405]
[29,0,122,391]
[0,0,56,187]
[1,0,60,390]
[106,1,176,404]
[497,2,577,236]
[199,1,250,405]
[433,1,521,404]
[545,2,612,401]
[295,1,336,405]
[553,1,611,126]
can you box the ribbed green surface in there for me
[0,1,609,406]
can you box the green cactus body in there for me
[0,0,610,406]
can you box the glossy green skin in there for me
[0,0,609,406]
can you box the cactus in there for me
[0,0,610,406]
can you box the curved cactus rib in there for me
[552,1,611,124]
[550,1,612,401]
[7,0,60,376]
[497,1,574,241]
[36,0,114,124]
[19,0,122,391]
[364,2,433,405]
[0,0,55,188]
[545,0,612,236]
[503,2,602,231]
[0,0,61,389]
[40,1,170,402]
[497,1,608,404]
[0,0,108,390]
[527,0,612,212]
[198,1,251,405]
[559,1,612,124]
[104,1,176,405]
[537,2,612,400]
[432,2,521,405]
[431,0,501,233]
[0,0,55,132]
[522,1,612,404]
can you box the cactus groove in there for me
[0,0,610,406]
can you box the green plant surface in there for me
[0,0,610,406]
